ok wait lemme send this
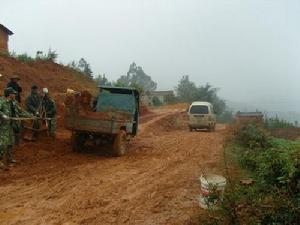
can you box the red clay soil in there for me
[0,55,98,100]
[0,108,225,225]
[0,55,98,128]
[140,105,153,117]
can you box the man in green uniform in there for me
[42,88,57,138]
[7,74,22,103]
[0,88,32,169]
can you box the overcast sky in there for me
[1,0,300,110]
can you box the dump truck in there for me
[64,86,139,156]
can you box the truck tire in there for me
[71,131,85,152]
[112,130,127,157]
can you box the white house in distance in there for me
[142,90,175,105]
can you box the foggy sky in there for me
[1,0,300,110]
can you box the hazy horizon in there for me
[1,0,299,110]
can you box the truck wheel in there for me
[71,132,85,152]
[112,130,127,157]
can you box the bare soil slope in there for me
[0,109,225,225]
[0,55,97,98]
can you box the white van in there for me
[187,101,216,131]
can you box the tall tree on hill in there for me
[78,58,93,79]
[95,74,112,86]
[47,48,58,62]
[116,62,157,92]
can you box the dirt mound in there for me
[140,104,153,116]
[161,103,189,111]
[0,55,97,100]
[148,111,188,132]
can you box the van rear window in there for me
[189,105,209,114]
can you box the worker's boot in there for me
[7,146,16,165]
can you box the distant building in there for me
[0,24,13,53]
[235,111,264,125]
[142,90,175,105]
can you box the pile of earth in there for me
[148,112,188,132]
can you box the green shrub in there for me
[15,53,34,62]
[257,148,296,187]
[236,124,270,149]
[238,147,261,171]
[210,126,300,225]
[260,192,300,225]
[35,49,58,62]
[265,117,295,128]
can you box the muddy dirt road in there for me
[0,109,225,225]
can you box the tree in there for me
[67,60,79,71]
[175,76,227,115]
[95,74,112,86]
[47,48,58,62]
[78,58,93,79]
[35,48,58,62]
[175,75,198,102]
[116,62,157,92]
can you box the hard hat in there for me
[66,89,76,94]
[43,88,49,94]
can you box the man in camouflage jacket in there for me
[0,87,32,169]
[41,88,57,138]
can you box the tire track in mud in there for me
[0,110,225,225]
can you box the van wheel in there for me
[112,130,127,157]
[208,125,215,132]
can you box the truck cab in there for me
[95,86,139,135]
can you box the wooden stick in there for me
[9,117,54,121]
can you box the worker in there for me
[25,85,42,115]
[7,74,22,103]
[41,88,57,138]
[25,85,42,138]
[7,75,24,145]
[0,87,32,170]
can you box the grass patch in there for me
[201,124,300,225]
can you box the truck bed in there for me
[64,111,133,134]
